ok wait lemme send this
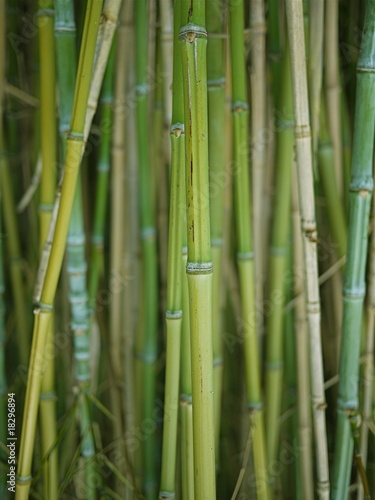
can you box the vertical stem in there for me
[38,1,58,497]
[135,0,158,496]
[292,168,314,500]
[15,3,103,498]
[206,0,225,466]
[325,0,343,198]
[179,2,216,498]
[332,1,375,496]
[250,0,267,347]
[229,1,269,498]
[159,0,185,496]
[265,43,294,472]
[285,0,330,497]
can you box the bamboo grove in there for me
[2,0,375,498]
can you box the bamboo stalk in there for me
[180,245,194,500]
[159,0,185,496]
[265,43,294,472]
[0,149,29,368]
[206,0,225,466]
[292,167,314,500]
[38,1,58,497]
[358,192,375,500]
[331,1,375,496]
[308,0,324,155]
[15,3,103,498]
[250,0,267,348]
[179,2,216,498]
[317,98,347,262]
[0,7,7,491]
[84,0,122,141]
[285,1,330,497]
[325,0,343,198]
[229,1,269,498]
[135,0,158,496]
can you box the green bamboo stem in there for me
[84,0,122,141]
[206,0,225,465]
[268,0,282,104]
[179,2,216,498]
[15,3,103,498]
[341,91,352,215]
[317,98,347,261]
[292,168,314,500]
[67,179,97,500]
[331,1,375,496]
[135,0,158,496]
[118,4,138,496]
[180,246,194,500]
[250,0,267,346]
[285,1,330,497]
[229,1,269,498]
[265,44,294,471]
[55,3,99,496]
[324,0,343,198]
[358,194,375,500]
[38,2,58,497]
[0,144,29,367]
[0,9,7,496]
[159,0,185,496]
[88,47,115,312]
[160,0,173,128]
[308,0,324,155]
[0,201,6,498]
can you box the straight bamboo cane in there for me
[0,148,29,367]
[358,191,375,500]
[55,3,99,496]
[135,1,158,496]
[308,0,324,156]
[292,167,314,500]
[180,245,194,500]
[206,0,225,466]
[37,2,58,497]
[0,197,6,498]
[15,3,103,498]
[159,0,185,496]
[0,8,7,493]
[325,0,343,198]
[285,0,330,497]
[179,1,216,498]
[250,0,267,349]
[265,44,294,471]
[331,1,375,496]
[229,1,269,498]
[317,98,347,261]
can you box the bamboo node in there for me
[211,238,223,247]
[159,492,175,499]
[166,310,183,319]
[141,227,156,241]
[248,402,263,411]
[232,101,249,113]
[295,124,311,139]
[16,475,32,485]
[170,123,185,137]
[179,23,207,42]
[237,251,254,261]
[179,393,192,405]
[186,261,213,274]
[40,391,57,401]
[36,302,53,313]
[208,77,226,88]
